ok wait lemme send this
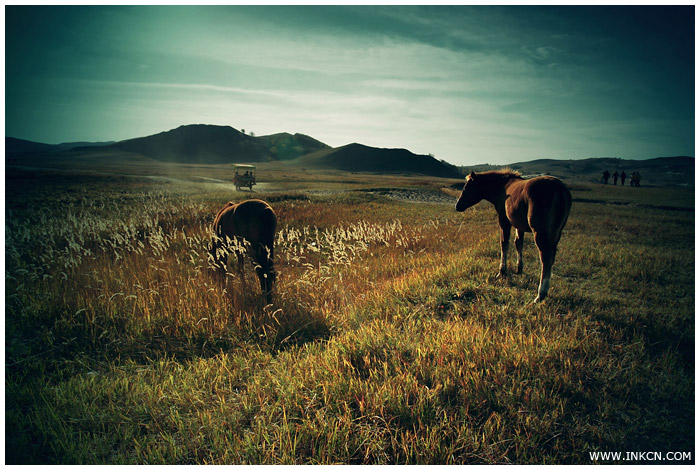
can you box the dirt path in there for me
[308,187,456,204]
[7,163,456,203]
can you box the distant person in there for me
[620,171,627,186]
[602,169,610,184]
[613,171,619,185]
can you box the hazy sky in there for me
[5,5,695,165]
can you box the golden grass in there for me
[5,168,694,464]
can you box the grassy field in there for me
[5,164,694,464]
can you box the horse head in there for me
[455,171,483,212]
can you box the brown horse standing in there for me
[210,199,277,304]
[455,170,572,303]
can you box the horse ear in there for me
[467,171,475,180]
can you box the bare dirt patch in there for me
[306,187,457,204]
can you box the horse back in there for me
[505,176,571,236]
[212,202,236,233]
[234,199,277,247]
[525,177,571,237]
[213,199,277,247]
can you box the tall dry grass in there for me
[5,172,694,464]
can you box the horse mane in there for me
[470,168,523,180]
[494,167,522,178]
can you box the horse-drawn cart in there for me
[233,164,256,190]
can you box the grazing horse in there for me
[210,199,277,304]
[455,170,572,303]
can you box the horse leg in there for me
[515,229,525,274]
[254,244,274,304]
[264,245,275,304]
[533,231,555,303]
[497,221,511,277]
[256,269,273,305]
[209,238,227,285]
[219,253,228,285]
[236,251,247,289]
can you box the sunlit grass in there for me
[5,171,694,464]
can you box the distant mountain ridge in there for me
[6,125,330,165]
[6,137,114,154]
[464,156,694,186]
[296,143,464,178]
[5,124,461,177]
[5,125,694,183]
[5,137,55,154]
[111,124,272,164]
[107,125,334,164]
[256,132,330,160]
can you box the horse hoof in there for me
[533,296,543,303]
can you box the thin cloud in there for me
[5,5,694,164]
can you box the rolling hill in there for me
[5,125,464,178]
[256,132,330,160]
[5,125,694,183]
[6,137,115,154]
[294,143,464,178]
[110,124,273,164]
[108,126,334,164]
[6,137,56,155]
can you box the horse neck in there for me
[482,173,519,205]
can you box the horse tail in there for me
[549,183,572,246]
[258,204,277,268]
[254,203,277,303]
